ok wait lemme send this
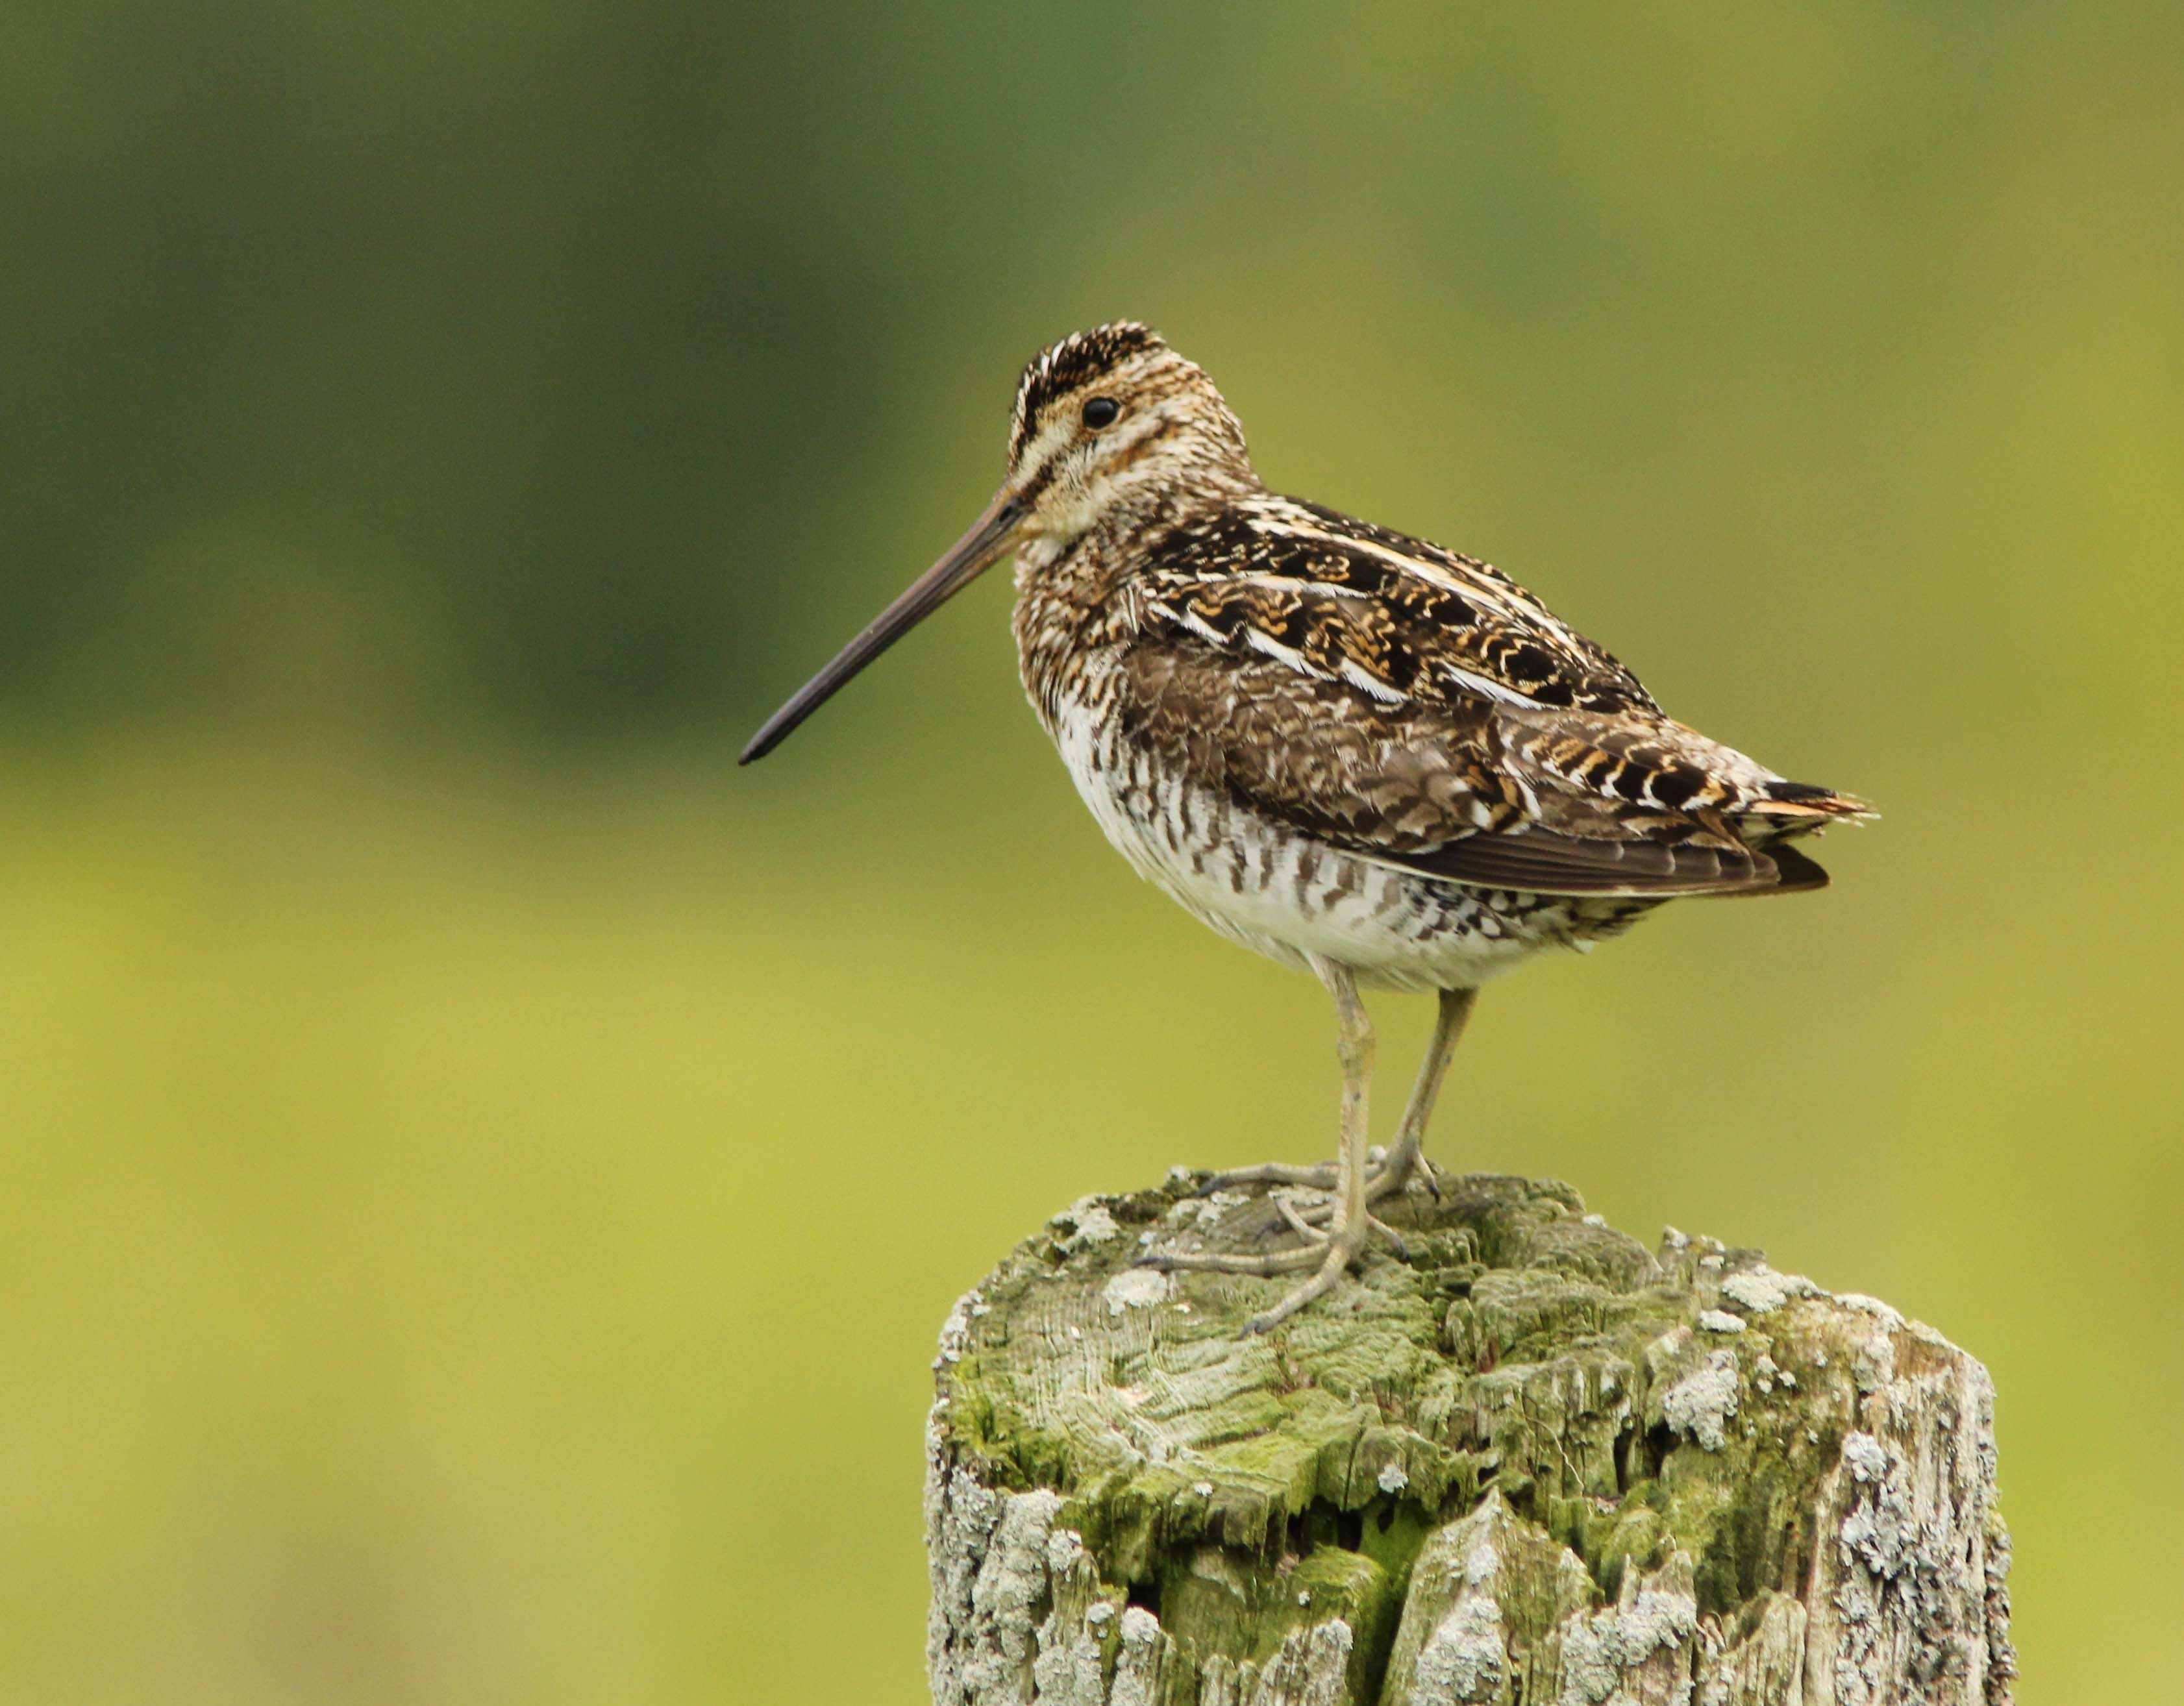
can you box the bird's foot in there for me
[1197,1150,1439,1250]
[1195,1158,1343,1194]
[1135,1242,1327,1280]
[1198,1147,1439,1208]
[1269,1192,1411,1260]
[1241,1218,1374,1334]
[1139,1168,1402,1331]
[1136,1211,1377,1335]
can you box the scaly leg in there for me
[1200,985,1478,1209]
[1361,984,1476,1200]
[1143,956,1378,1333]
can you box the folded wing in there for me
[1118,585,1867,900]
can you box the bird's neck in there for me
[1010,489,1245,727]
[1010,527,1132,694]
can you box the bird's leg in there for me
[1236,958,1378,1332]
[1137,958,1378,1324]
[1197,987,1476,1207]
[1363,985,1476,1202]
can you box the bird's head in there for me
[741,322,1253,763]
[1002,322,1256,543]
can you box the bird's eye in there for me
[1081,397,1121,429]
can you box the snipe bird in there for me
[743,323,1868,1333]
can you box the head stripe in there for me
[1010,322,1165,461]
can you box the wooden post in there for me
[926,1172,2012,1705]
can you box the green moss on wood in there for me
[928,1172,2012,1705]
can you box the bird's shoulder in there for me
[1125,494,1657,717]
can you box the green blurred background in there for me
[3,4,2179,1700]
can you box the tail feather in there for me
[1757,780,1874,818]
[1736,780,1875,839]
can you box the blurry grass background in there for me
[3,4,2181,1701]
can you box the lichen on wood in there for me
[926,1172,2012,1705]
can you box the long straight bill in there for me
[739,489,1025,764]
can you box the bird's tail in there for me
[1735,779,1877,843]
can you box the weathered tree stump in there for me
[927,1172,2012,1705]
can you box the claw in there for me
[1368,1213,1409,1261]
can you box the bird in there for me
[741,322,1869,1333]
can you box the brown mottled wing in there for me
[1143,498,1659,715]
[1116,639,1527,850]
[1124,499,1865,897]
[1117,617,1848,899]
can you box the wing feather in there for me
[1367,827,1829,898]
[1115,498,1863,902]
